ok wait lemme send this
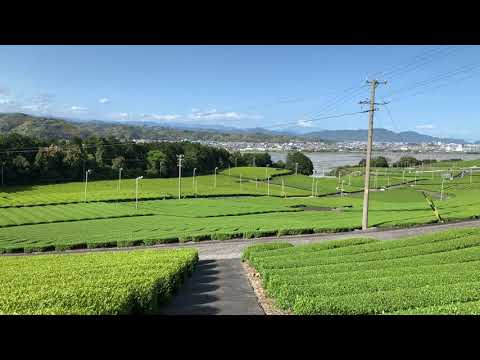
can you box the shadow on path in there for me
[160,259,264,315]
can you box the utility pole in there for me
[359,79,387,231]
[177,154,184,199]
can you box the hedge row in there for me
[0,248,198,314]
[242,226,480,314]
[0,213,156,229]
[250,233,480,271]
[0,225,362,254]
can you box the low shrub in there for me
[54,242,88,251]
[87,241,118,249]
[242,242,294,261]
[117,239,144,248]
[277,228,314,236]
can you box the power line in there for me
[384,61,480,100]
[267,110,369,129]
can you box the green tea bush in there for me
[243,227,480,315]
[0,248,198,315]
[242,242,293,261]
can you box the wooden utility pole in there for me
[359,80,387,231]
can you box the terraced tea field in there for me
[242,227,480,315]
[0,248,198,314]
[0,164,479,253]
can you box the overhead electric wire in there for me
[370,46,458,82]
[268,110,369,129]
[384,60,480,100]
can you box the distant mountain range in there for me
[304,128,466,144]
[0,112,470,144]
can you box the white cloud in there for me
[415,124,435,130]
[99,98,110,104]
[189,109,263,121]
[297,119,313,128]
[141,113,180,121]
[21,93,54,114]
[0,97,15,106]
[70,106,88,112]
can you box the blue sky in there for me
[0,45,479,141]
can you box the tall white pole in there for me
[84,169,91,202]
[214,167,218,189]
[136,176,143,209]
[177,155,184,200]
[441,177,444,200]
[315,179,319,197]
[118,167,123,192]
[470,168,473,184]
[193,168,196,193]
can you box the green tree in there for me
[111,156,126,171]
[146,150,167,177]
[286,151,313,175]
[358,156,389,168]
[273,160,286,169]
[394,156,421,167]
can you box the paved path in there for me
[155,218,480,260]
[161,219,480,315]
[159,259,264,315]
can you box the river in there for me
[269,151,480,174]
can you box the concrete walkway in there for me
[158,218,480,260]
[160,219,480,315]
[160,259,264,315]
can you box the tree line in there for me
[0,133,314,185]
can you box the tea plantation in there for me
[1,164,480,253]
[242,227,480,315]
[0,248,198,314]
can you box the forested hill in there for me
[0,113,303,143]
[0,113,467,144]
